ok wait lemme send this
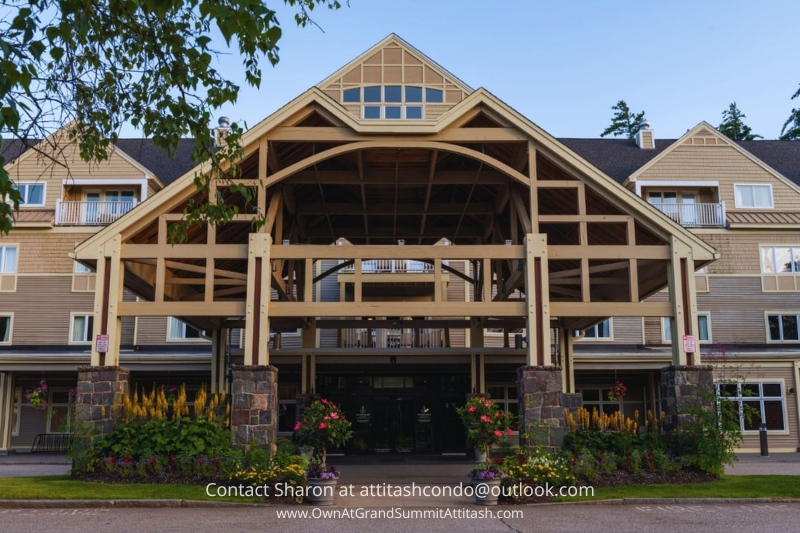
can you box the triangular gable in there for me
[75,85,718,264]
[629,122,800,199]
[4,121,164,189]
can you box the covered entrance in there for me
[316,367,470,454]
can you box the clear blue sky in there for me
[142,0,800,140]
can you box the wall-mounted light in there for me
[398,239,405,245]
[504,239,512,245]
[282,239,290,245]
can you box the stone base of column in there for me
[76,366,129,436]
[517,366,581,450]
[660,365,714,431]
[231,365,279,449]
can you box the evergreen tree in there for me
[781,86,800,140]
[718,102,762,140]
[600,100,647,139]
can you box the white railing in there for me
[341,259,434,273]
[649,201,726,228]
[341,327,444,348]
[55,200,137,226]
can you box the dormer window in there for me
[343,85,443,120]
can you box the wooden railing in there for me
[341,259,434,273]
[55,200,137,226]
[649,201,726,227]
[341,327,444,348]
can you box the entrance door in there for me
[363,396,432,453]
[84,192,100,224]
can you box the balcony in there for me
[341,259,434,273]
[649,201,726,228]
[341,327,444,348]
[55,200,137,226]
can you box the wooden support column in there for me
[560,327,576,393]
[244,234,272,366]
[672,237,699,365]
[524,234,551,366]
[528,140,539,233]
[91,235,123,366]
[667,236,693,366]
[301,318,316,395]
[434,258,442,302]
[470,318,485,393]
[211,328,228,394]
[0,372,13,453]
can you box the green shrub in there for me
[94,417,232,460]
[672,399,744,477]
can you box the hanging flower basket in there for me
[607,381,627,402]
[25,379,49,410]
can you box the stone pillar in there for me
[660,365,714,431]
[76,366,129,435]
[517,366,581,450]
[231,365,278,449]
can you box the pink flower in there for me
[494,430,503,437]
[323,415,331,420]
[321,399,329,405]
[480,415,492,423]
[468,406,477,412]
[318,422,327,429]
[331,413,340,419]
[294,421,302,431]
[507,428,513,435]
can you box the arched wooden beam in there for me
[261,140,531,189]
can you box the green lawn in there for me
[0,476,261,503]
[556,475,800,502]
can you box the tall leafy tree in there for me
[781,85,800,140]
[600,100,647,139]
[0,0,344,236]
[718,102,762,140]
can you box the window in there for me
[70,314,94,344]
[487,385,518,421]
[277,384,299,434]
[11,387,21,436]
[47,389,74,433]
[0,315,12,344]
[12,182,45,206]
[716,382,786,432]
[74,262,92,274]
[0,246,17,273]
[761,246,800,274]
[346,85,440,119]
[662,315,710,343]
[583,319,612,340]
[168,317,204,341]
[734,184,773,209]
[767,313,800,342]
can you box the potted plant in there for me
[457,396,514,505]
[25,379,49,410]
[295,398,352,505]
[608,380,627,402]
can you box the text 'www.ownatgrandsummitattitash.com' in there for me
[276,507,524,520]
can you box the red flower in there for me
[323,415,331,420]
[331,412,340,419]
[294,421,302,431]
[493,430,503,437]
[468,406,477,412]
[480,415,492,423]
[506,428,513,435]
[318,422,327,429]
[321,399,329,404]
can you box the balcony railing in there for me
[341,259,434,273]
[341,327,444,348]
[649,201,726,228]
[55,200,137,226]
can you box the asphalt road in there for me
[1,503,798,533]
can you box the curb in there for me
[0,500,272,508]
[1,497,800,508]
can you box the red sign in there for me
[683,334,696,353]
[95,334,110,353]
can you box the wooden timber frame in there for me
[75,86,718,392]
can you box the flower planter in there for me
[471,477,502,506]
[307,477,338,506]
[473,446,487,463]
